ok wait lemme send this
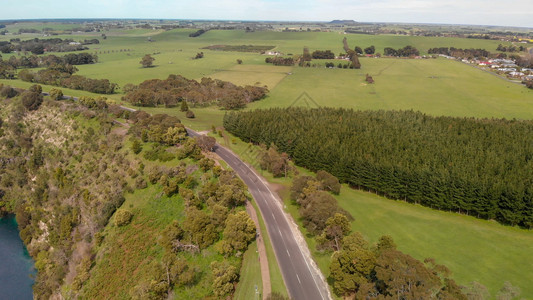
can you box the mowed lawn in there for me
[252,57,533,120]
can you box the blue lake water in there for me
[0,215,35,300]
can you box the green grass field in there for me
[3,27,533,298]
[251,58,533,120]
[338,188,533,297]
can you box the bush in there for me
[135,177,147,189]
[114,209,133,227]
[186,110,195,118]
[21,90,43,111]
[180,100,189,112]
[0,85,18,98]
[131,139,142,154]
[49,88,63,100]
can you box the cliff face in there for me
[1,91,255,299]
[0,95,132,298]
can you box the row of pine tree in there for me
[224,108,533,227]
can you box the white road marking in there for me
[199,130,329,300]
[286,249,291,257]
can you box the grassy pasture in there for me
[193,30,514,55]
[252,57,533,120]
[2,21,82,32]
[209,64,292,89]
[340,189,533,297]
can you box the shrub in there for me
[21,90,43,111]
[134,177,147,189]
[49,88,63,100]
[0,85,18,98]
[131,139,142,154]
[114,209,133,227]
[186,110,195,118]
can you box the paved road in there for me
[42,93,330,299]
[187,129,331,300]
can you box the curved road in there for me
[39,92,330,299]
[187,129,331,300]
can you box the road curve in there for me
[187,129,331,300]
[40,93,330,299]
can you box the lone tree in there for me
[140,54,155,68]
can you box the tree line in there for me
[122,74,268,109]
[0,52,97,69]
[383,45,420,57]
[427,47,491,59]
[0,37,90,54]
[341,38,361,68]
[265,56,295,66]
[224,108,533,228]
[201,44,275,53]
[311,50,335,59]
[189,29,207,37]
[17,63,117,94]
[496,44,527,53]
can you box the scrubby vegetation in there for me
[122,74,268,109]
[18,65,117,94]
[0,87,257,299]
[0,53,97,70]
[0,37,90,54]
[0,92,130,298]
[329,232,467,299]
[224,108,533,227]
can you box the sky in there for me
[1,0,532,28]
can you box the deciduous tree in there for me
[140,54,155,68]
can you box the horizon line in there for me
[0,18,532,30]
